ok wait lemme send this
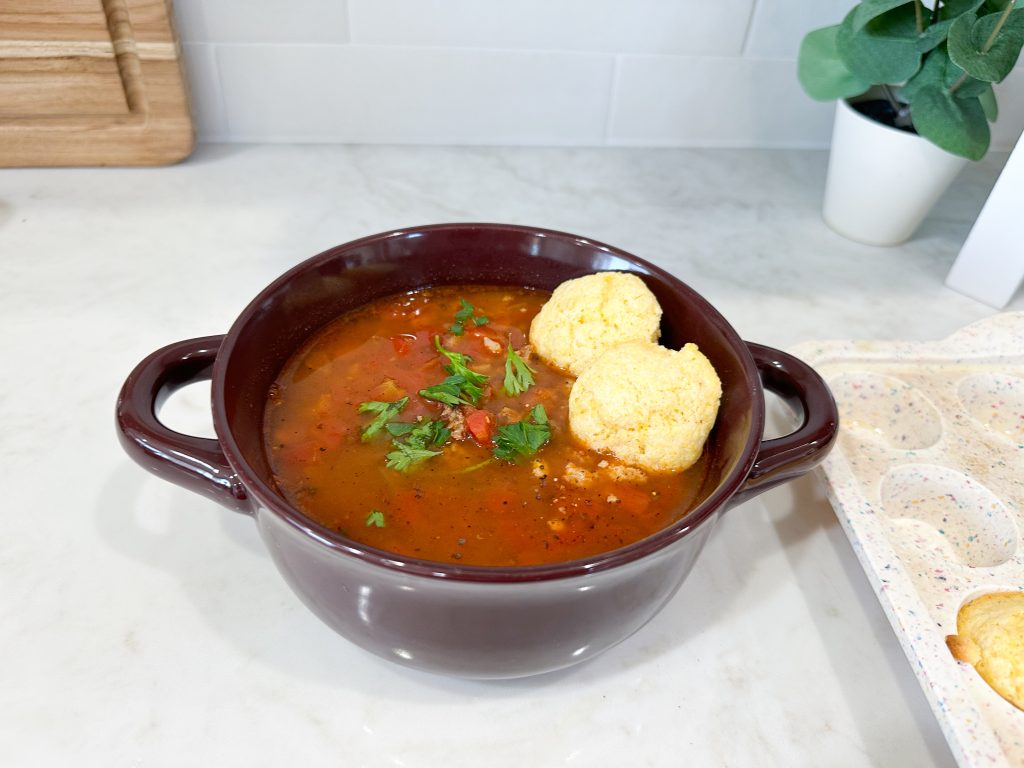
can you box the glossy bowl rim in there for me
[211,223,763,583]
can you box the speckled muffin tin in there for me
[792,313,1024,768]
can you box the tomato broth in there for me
[263,285,709,566]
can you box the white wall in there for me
[173,0,1024,150]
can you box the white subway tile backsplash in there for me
[348,0,754,56]
[173,0,349,44]
[609,56,835,147]
[216,45,614,144]
[174,0,1024,152]
[181,43,228,141]
[744,0,853,58]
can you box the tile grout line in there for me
[343,0,353,45]
[740,0,761,57]
[210,42,233,141]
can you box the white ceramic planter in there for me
[822,98,969,246]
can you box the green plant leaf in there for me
[900,45,948,100]
[947,9,1024,82]
[848,3,980,55]
[941,0,988,19]
[978,82,999,119]
[837,7,924,83]
[911,84,990,158]
[916,19,957,51]
[798,25,872,100]
[901,45,990,101]
[951,69,993,95]
[851,0,915,31]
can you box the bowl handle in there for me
[728,342,838,508]
[115,335,252,514]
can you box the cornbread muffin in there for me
[529,272,662,376]
[946,591,1024,711]
[569,341,721,473]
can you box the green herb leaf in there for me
[385,421,416,436]
[454,299,475,323]
[420,376,474,406]
[357,397,409,441]
[434,337,487,381]
[493,405,551,462]
[503,345,536,396]
[449,298,488,335]
[385,442,443,472]
[431,337,489,404]
[383,419,449,472]
[366,509,386,528]
[404,419,451,449]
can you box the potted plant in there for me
[799,0,1024,245]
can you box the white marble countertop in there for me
[2,145,1020,767]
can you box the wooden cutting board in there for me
[0,0,194,166]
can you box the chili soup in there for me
[263,285,710,566]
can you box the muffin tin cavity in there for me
[880,465,1017,568]
[829,372,942,450]
[957,373,1024,444]
[794,313,1024,768]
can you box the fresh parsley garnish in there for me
[503,345,536,396]
[432,337,488,403]
[386,442,443,471]
[385,419,450,471]
[420,375,474,406]
[450,298,488,336]
[492,405,550,462]
[405,419,451,449]
[366,509,386,528]
[384,421,416,436]
[419,337,490,405]
[357,397,409,441]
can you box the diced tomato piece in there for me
[390,334,416,356]
[465,409,496,446]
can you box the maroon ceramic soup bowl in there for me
[116,223,837,678]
